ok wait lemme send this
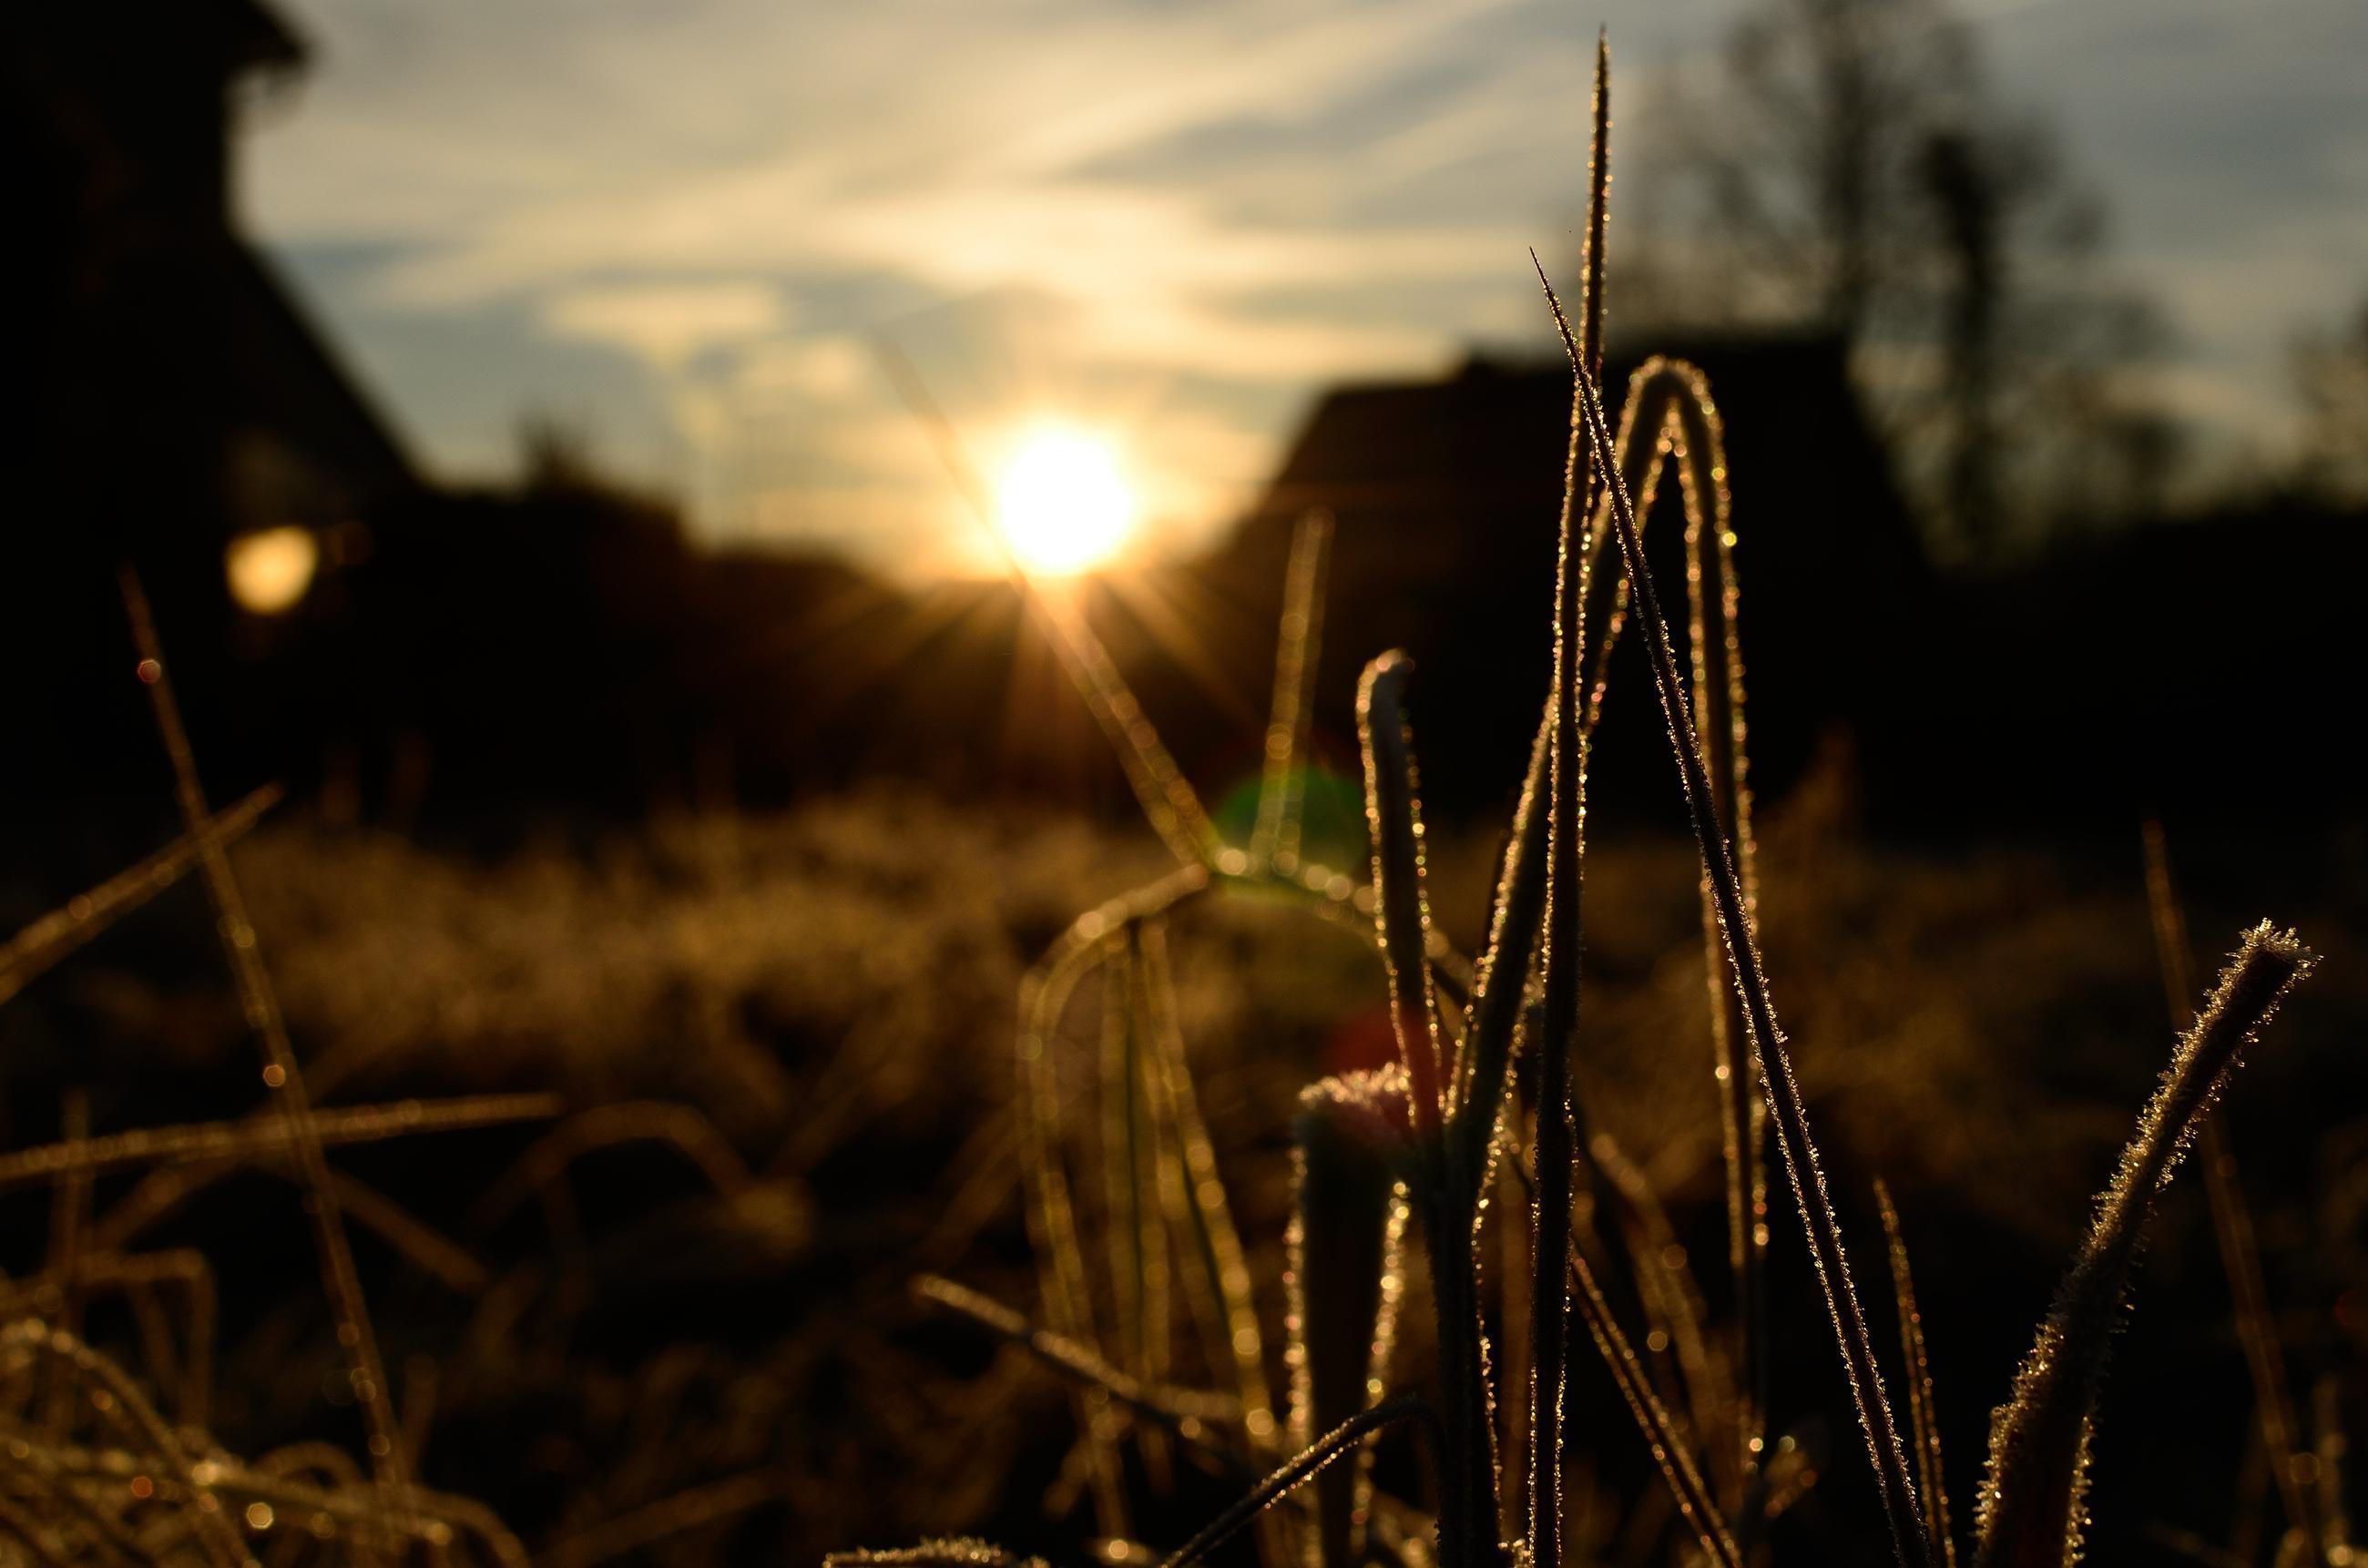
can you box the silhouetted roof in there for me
[1208,331,1930,814]
[227,238,418,510]
[198,0,307,79]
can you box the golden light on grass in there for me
[995,428,1133,575]
[225,525,320,614]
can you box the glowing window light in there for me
[226,526,320,615]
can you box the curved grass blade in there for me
[1453,352,1769,1550]
[1975,923,2313,1568]
[1567,351,1769,1509]
[1534,264,1932,1568]
[2143,824,2320,1554]
[1015,869,1212,1535]
[1449,361,1751,1174]
[1357,652,1498,1568]
[1356,653,1446,1140]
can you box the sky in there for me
[244,0,2368,577]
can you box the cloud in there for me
[248,0,1611,565]
[542,281,785,368]
[247,0,2368,565]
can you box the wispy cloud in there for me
[254,0,1621,568]
[250,0,2368,570]
[543,281,785,369]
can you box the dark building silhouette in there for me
[1189,337,2361,847]
[5,0,415,830]
[1198,335,1931,822]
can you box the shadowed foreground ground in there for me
[5,783,2362,1564]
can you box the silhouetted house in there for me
[5,0,415,820]
[1205,335,1931,820]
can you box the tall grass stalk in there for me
[1534,261,1932,1568]
[119,570,423,1552]
[1437,360,1763,1508]
[1250,510,1334,873]
[1529,40,1610,1568]
[959,72,1785,1565]
[1878,1179,1956,1568]
[1669,365,1767,1516]
[1569,1239,1740,1568]
[1460,349,1766,1561]
[1563,348,1767,1522]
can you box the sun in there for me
[995,428,1134,575]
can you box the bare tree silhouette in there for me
[2293,296,2368,502]
[1679,0,2171,557]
